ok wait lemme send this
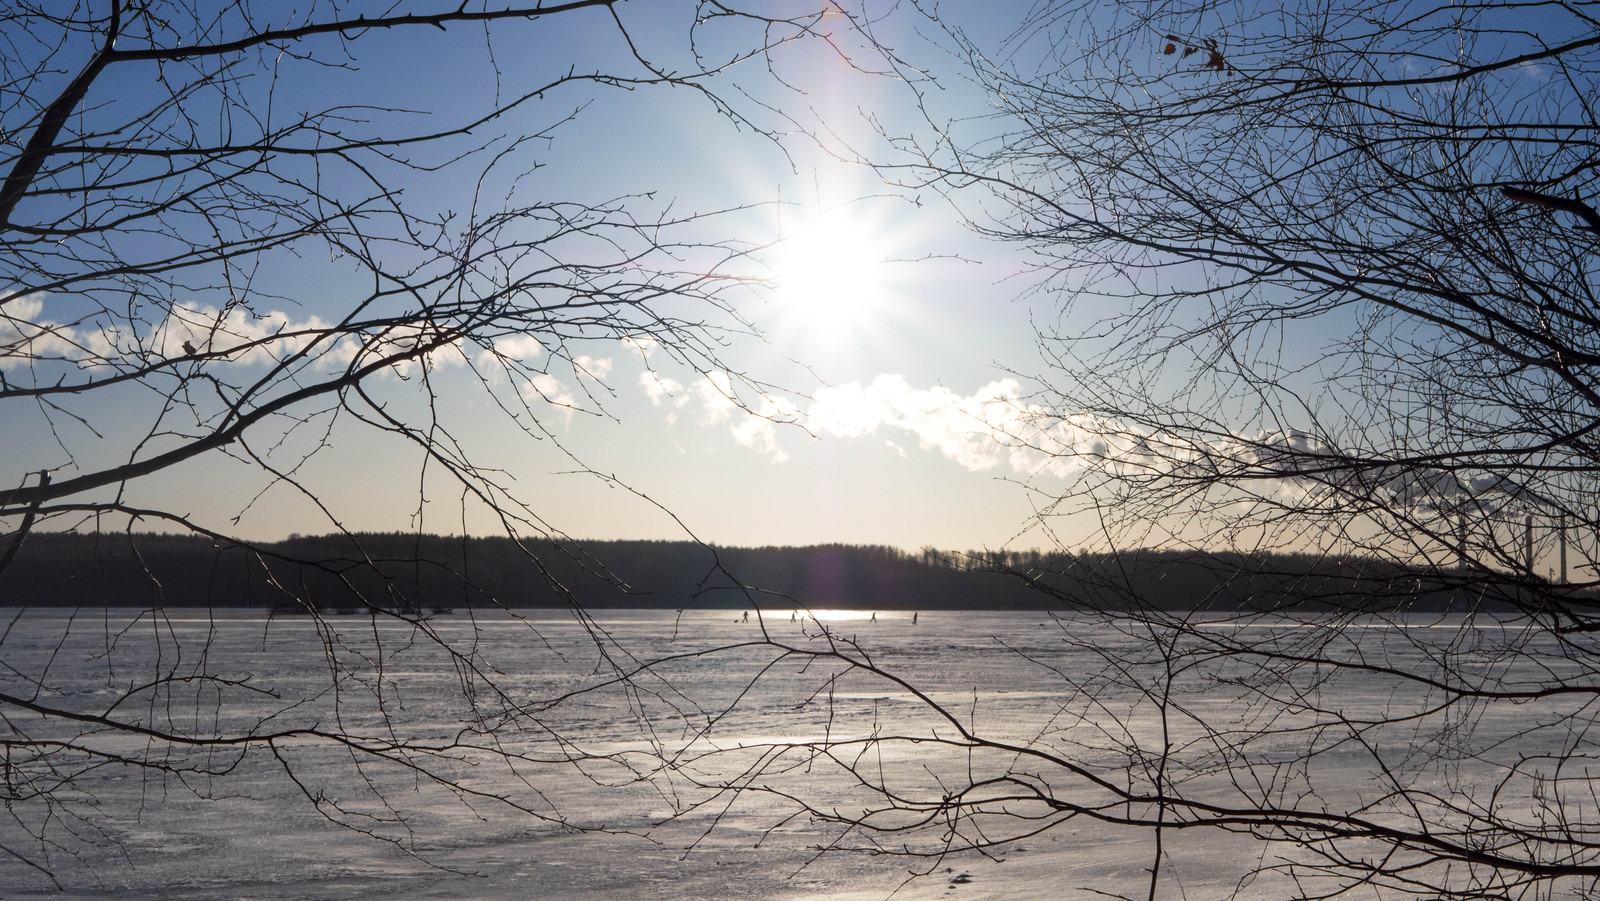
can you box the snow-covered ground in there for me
[0,608,1565,899]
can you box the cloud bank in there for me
[647,371,1563,519]
[642,371,1119,476]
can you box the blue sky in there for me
[11,2,1585,557]
[2,2,1082,553]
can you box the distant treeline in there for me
[0,531,1534,613]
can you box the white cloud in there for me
[4,293,487,387]
[733,414,788,462]
[621,335,659,358]
[806,375,1022,471]
[692,371,741,426]
[573,355,612,379]
[795,375,1133,477]
[650,370,1117,475]
[0,293,83,368]
[488,334,545,361]
[141,302,479,379]
[639,361,1576,523]
[640,370,685,404]
[144,302,339,365]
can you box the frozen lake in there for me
[0,607,1583,899]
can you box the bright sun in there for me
[771,210,888,329]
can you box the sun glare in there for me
[771,210,888,329]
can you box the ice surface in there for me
[0,608,1570,899]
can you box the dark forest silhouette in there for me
[0,531,1542,614]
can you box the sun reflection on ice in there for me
[797,609,909,622]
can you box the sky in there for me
[1,2,1091,554]
[9,2,1592,566]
